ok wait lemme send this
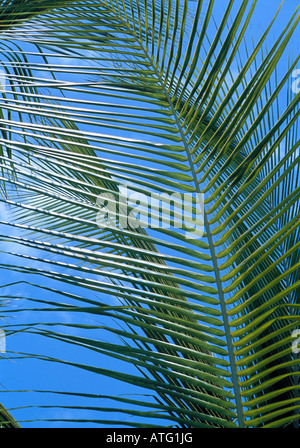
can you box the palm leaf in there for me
[0,0,299,428]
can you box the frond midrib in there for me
[103,1,244,427]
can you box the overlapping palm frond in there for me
[0,0,299,428]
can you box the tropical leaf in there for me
[0,0,299,428]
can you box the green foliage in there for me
[0,0,299,428]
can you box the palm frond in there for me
[0,0,299,428]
